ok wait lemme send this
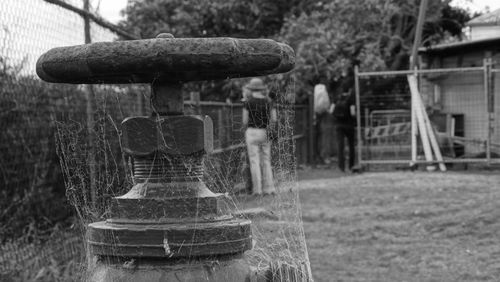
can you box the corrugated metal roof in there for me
[467,8,500,26]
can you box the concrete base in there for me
[89,256,266,282]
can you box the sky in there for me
[92,0,128,23]
[451,0,500,13]
[95,0,500,24]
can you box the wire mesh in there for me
[357,74,412,163]
[1,0,311,281]
[357,65,499,166]
[419,68,488,159]
[1,0,90,241]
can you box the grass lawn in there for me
[3,168,500,282]
[298,170,500,282]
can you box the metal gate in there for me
[355,59,500,167]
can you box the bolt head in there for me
[122,115,213,156]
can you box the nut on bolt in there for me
[121,115,214,156]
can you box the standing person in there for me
[242,78,277,195]
[241,85,252,194]
[313,84,332,165]
[330,84,356,172]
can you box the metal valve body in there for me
[37,34,294,281]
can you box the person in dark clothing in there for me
[330,86,356,172]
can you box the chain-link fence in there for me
[0,0,141,239]
[1,0,311,280]
[355,60,500,167]
[0,1,146,279]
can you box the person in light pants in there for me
[242,78,277,195]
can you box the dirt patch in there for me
[299,171,500,282]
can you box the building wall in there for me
[420,50,493,155]
[441,72,487,141]
[471,26,500,41]
[425,50,485,68]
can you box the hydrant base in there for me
[88,219,252,258]
[89,256,266,282]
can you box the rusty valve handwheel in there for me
[36,34,295,259]
[36,35,294,84]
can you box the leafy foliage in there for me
[0,57,136,239]
[119,0,474,105]
[0,57,79,240]
[119,0,307,101]
[119,0,296,38]
[280,0,473,104]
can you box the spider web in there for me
[54,78,312,280]
[0,0,311,279]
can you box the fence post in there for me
[411,67,418,167]
[484,58,493,164]
[364,107,370,166]
[83,0,96,209]
[354,65,362,167]
[190,91,201,115]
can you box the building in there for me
[418,9,500,157]
[468,8,500,41]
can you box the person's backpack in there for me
[332,96,351,121]
[313,84,330,114]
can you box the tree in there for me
[279,0,473,105]
[119,0,473,103]
[119,0,297,39]
[119,0,304,101]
